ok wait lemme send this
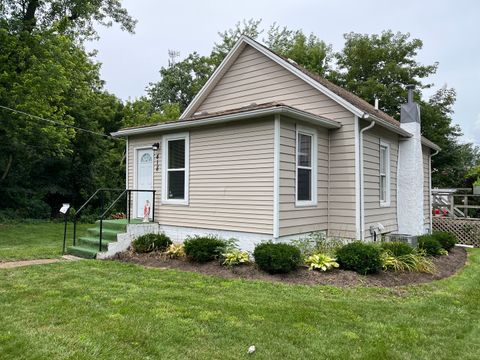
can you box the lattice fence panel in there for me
[432,217,480,247]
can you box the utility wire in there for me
[0,104,123,141]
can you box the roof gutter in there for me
[111,106,342,137]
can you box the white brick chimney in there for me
[397,85,425,235]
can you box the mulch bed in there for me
[114,246,468,287]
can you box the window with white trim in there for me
[379,141,390,206]
[296,126,317,206]
[162,133,189,204]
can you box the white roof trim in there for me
[181,35,366,119]
[112,106,341,137]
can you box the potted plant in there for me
[473,178,480,195]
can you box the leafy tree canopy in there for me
[146,20,476,188]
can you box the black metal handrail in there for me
[72,188,123,247]
[98,189,156,252]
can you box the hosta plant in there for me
[305,253,339,271]
[165,243,185,259]
[222,250,250,267]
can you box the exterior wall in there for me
[278,117,328,236]
[362,126,400,239]
[423,145,431,230]
[127,118,274,234]
[196,44,357,238]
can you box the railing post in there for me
[464,195,468,218]
[73,216,77,246]
[152,190,156,222]
[127,190,131,224]
[100,191,104,218]
[99,217,103,252]
[450,194,455,218]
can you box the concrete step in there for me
[66,246,97,259]
[77,236,110,251]
[86,228,119,241]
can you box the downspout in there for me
[359,116,376,240]
[429,149,440,233]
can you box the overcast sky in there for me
[86,0,480,144]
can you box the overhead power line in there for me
[0,104,123,141]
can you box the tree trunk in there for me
[23,0,39,32]
[0,154,13,182]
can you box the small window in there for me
[296,126,317,206]
[379,142,390,206]
[162,133,189,204]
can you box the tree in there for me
[266,24,332,76]
[147,53,214,113]
[420,87,479,187]
[330,31,438,118]
[0,1,135,218]
[1,0,136,39]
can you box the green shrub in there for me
[417,235,443,256]
[433,231,457,251]
[305,253,339,271]
[222,250,250,267]
[336,241,382,275]
[253,242,302,274]
[380,241,414,257]
[184,235,227,263]
[132,233,172,253]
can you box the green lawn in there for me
[0,223,479,359]
[0,222,91,261]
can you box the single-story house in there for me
[112,35,440,251]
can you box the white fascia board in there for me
[111,107,341,137]
[367,113,413,138]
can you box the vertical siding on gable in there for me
[423,146,431,230]
[362,127,399,239]
[128,118,275,234]
[278,118,328,236]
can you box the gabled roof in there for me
[111,102,341,137]
[180,35,440,151]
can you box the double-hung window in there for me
[296,126,317,206]
[379,141,390,207]
[162,133,189,204]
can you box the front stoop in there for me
[96,222,159,259]
[67,219,158,259]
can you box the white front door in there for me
[136,148,153,218]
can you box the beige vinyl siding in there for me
[196,44,357,238]
[363,127,399,239]
[423,146,431,229]
[279,118,328,236]
[128,118,274,234]
[197,44,353,119]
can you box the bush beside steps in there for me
[132,233,172,253]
